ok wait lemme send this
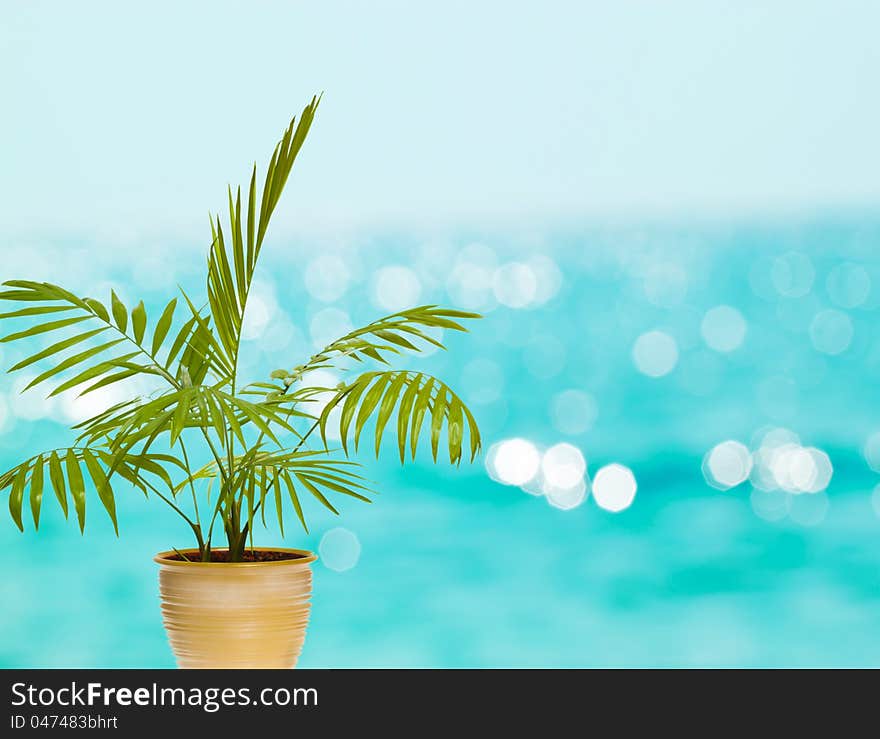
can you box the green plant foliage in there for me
[0,96,482,561]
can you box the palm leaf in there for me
[277,306,481,388]
[0,281,204,392]
[1,447,181,533]
[206,96,320,383]
[318,371,481,464]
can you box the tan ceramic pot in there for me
[154,547,317,669]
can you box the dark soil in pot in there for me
[165,549,308,563]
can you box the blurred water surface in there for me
[3,217,880,667]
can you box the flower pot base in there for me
[155,548,317,669]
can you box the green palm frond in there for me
[207,96,320,382]
[318,370,481,464]
[269,305,480,385]
[0,448,185,534]
[244,451,373,535]
[0,282,229,394]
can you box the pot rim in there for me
[154,546,317,567]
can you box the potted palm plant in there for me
[0,96,482,668]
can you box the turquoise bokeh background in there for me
[3,225,880,668]
[2,2,880,667]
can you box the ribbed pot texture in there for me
[154,548,316,669]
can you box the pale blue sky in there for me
[1,1,878,241]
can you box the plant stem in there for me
[178,439,201,529]
[193,423,234,552]
[291,417,321,454]
[139,476,205,555]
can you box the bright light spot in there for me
[60,385,127,425]
[526,255,563,305]
[750,488,790,522]
[808,448,833,493]
[319,527,361,572]
[460,358,504,405]
[486,438,541,486]
[309,308,353,349]
[771,445,832,494]
[700,306,747,353]
[372,265,422,312]
[9,375,57,421]
[642,263,688,307]
[753,438,833,495]
[541,443,586,490]
[261,316,304,354]
[703,441,752,490]
[241,280,278,341]
[771,252,815,298]
[544,478,588,511]
[826,262,871,309]
[809,309,853,355]
[299,369,339,416]
[241,295,273,340]
[769,444,809,492]
[592,464,637,512]
[632,331,678,378]
[796,447,833,493]
[493,262,538,309]
[789,491,829,527]
[304,255,350,303]
[446,244,498,311]
[862,431,880,472]
[750,428,799,491]
[786,447,820,492]
[550,389,598,435]
[523,335,567,380]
